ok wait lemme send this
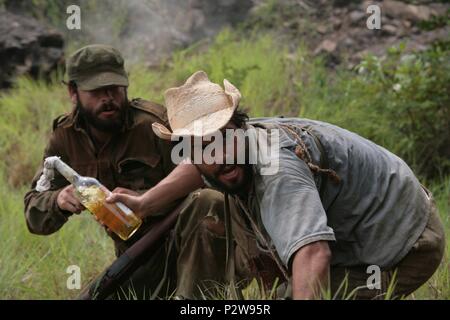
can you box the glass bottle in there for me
[52,157,142,240]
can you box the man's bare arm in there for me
[291,240,331,299]
[106,161,204,218]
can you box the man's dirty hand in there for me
[111,187,140,197]
[106,190,144,218]
[57,185,85,214]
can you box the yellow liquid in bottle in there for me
[78,186,142,240]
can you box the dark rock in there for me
[0,10,64,89]
[382,0,436,22]
[330,16,342,29]
[316,24,328,34]
[342,37,355,48]
[349,10,365,25]
[314,39,337,55]
[382,24,398,36]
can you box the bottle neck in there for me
[53,158,81,185]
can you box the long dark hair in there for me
[230,107,249,128]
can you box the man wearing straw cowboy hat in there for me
[107,70,445,299]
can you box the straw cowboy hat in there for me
[152,70,241,140]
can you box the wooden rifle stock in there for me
[77,201,184,300]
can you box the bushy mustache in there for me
[96,102,120,115]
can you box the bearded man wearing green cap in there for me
[24,45,246,299]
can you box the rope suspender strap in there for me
[279,123,340,198]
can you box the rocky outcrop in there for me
[313,0,450,67]
[250,0,450,68]
[0,10,64,89]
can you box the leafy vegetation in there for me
[299,42,450,180]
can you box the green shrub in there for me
[297,43,450,180]
[352,43,449,179]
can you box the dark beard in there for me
[77,96,128,132]
[203,164,253,196]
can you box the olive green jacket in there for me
[24,98,175,255]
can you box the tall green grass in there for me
[127,29,297,117]
[0,76,67,187]
[0,173,114,299]
[0,29,448,299]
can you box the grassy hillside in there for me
[0,29,448,299]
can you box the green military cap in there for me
[65,44,129,91]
